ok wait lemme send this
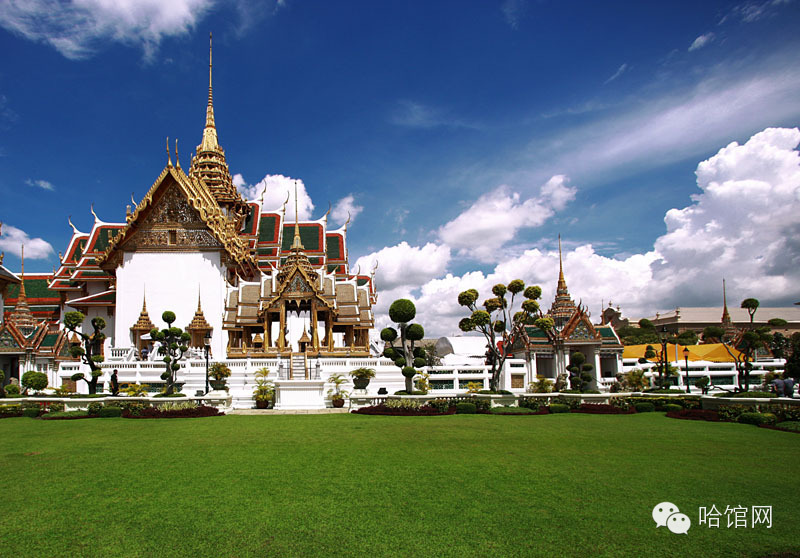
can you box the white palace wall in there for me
[114,251,228,356]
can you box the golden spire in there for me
[131,289,155,333]
[557,234,566,289]
[721,278,731,324]
[201,32,219,152]
[9,244,36,334]
[166,137,172,167]
[291,181,304,250]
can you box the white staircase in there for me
[290,353,307,379]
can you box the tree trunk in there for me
[401,325,412,392]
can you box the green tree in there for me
[701,325,726,343]
[457,280,542,391]
[723,298,771,392]
[784,333,800,381]
[64,311,106,394]
[566,351,594,392]
[673,330,698,346]
[382,299,426,393]
[21,370,48,395]
[150,311,191,395]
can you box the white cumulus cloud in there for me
[0,0,214,60]
[234,173,314,220]
[331,194,363,227]
[437,175,576,262]
[0,223,55,259]
[361,127,800,337]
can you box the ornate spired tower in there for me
[7,246,37,335]
[188,33,247,217]
[547,235,577,331]
[720,278,738,341]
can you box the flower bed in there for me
[572,403,635,415]
[352,404,454,416]
[665,409,720,422]
[123,405,222,419]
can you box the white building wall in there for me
[115,251,228,357]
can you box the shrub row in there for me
[573,403,635,415]
[122,405,221,419]
[352,404,453,416]
[666,409,720,422]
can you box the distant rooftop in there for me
[646,307,800,324]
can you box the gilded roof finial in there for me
[175,138,181,169]
[90,203,99,223]
[344,210,351,231]
[18,245,27,301]
[199,32,218,152]
[166,137,172,167]
[259,181,268,204]
[291,181,304,250]
[721,278,732,325]
[131,192,136,207]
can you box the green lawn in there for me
[1,413,798,557]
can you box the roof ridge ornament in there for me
[166,136,172,167]
[291,180,304,250]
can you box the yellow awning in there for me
[622,343,742,363]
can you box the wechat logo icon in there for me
[652,502,691,535]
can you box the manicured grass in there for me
[1,413,798,557]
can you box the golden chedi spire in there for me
[8,245,37,334]
[277,182,318,285]
[187,290,212,331]
[188,32,243,210]
[547,235,577,331]
[131,291,155,333]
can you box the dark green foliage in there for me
[87,402,103,416]
[738,412,777,426]
[380,328,397,342]
[548,403,570,413]
[0,404,22,417]
[718,404,749,422]
[383,346,397,359]
[702,325,726,342]
[412,357,426,368]
[4,384,19,396]
[47,402,65,413]
[567,352,593,392]
[406,323,424,341]
[21,371,48,394]
[694,376,710,394]
[388,299,416,324]
[394,390,409,395]
[617,325,659,345]
[519,397,545,411]
[401,366,417,378]
[730,391,776,398]
[455,402,477,414]
[489,406,537,414]
[774,421,800,432]
[23,406,40,418]
[674,330,698,346]
[98,406,123,418]
[663,404,683,413]
[768,405,800,423]
[63,311,106,394]
[151,309,189,395]
[41,411,91,420]
[634,402,655,413]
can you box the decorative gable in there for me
[120,182,224,252]
[0,328,20,350]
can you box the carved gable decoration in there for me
[289,273,311,294]
[569,322,592,340]
[121,182,223,252]
[0,328,21,350]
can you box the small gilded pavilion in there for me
[507,238,623,387]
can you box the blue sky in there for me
[0,0,799,335]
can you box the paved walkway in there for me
[230,408,351,415]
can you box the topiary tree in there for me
[64,311,106,394]
[701,325,726,343]
[723,298,773,392]
[566,351,594,392]
[150,310,191,395]
[21,370,48,395]
[381,298,427,392]
[457,280,543,392]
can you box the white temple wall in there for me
[115,251,228,357]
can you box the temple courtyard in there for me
[2,412,797,557]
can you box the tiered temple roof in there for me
[547,236,577,331]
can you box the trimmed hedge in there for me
[41,411,92,420]
[738,412,777,426]
[98,406,123,418]
[0,404,23,418]
[633,402,655,413]
[489,406,543,415]
[549,404,570,414]
[352,405,453,416]
[663,404,683,413]
[574,403,635,415]
[455,402,477,414]
[122,406,221,419]
[22,407,40,418]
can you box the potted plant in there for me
[253,367,275,409]
[349,367,376,390]
[327,373,349,408]
[209,362,232,391]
